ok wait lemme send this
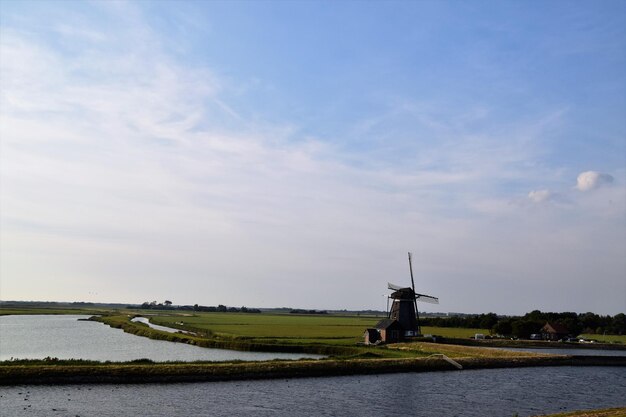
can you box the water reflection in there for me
[0,315,322,362]
[1,367,624,417]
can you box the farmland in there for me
[1,306,625,386]
[122,311,492,347]
[578,334,626,344]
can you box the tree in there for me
[611,313,626,335]
[580,312,600,333]
[492,319,513,336]
[480,313,499,330]
[512,320,541,339]
[164,300,172,306]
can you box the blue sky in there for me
[1,1,624,314]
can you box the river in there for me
[1,366,624,416]
[0,315,321,362]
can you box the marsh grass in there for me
[532,408,626,417]
[388,342,550,358]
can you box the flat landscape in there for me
[2,303,625,417]
[145,311,491,345]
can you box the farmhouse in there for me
[363,319,407,344]
[541,322,569,341]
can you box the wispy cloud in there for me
[1,2,624,314]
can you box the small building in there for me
[375,319,403,343]
[363,328,381,345]
[541,322,569,341]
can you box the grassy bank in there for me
[1,355,624,386]
[0,307,103,316]
[94,312,500,358]
[93,314,371,357]
[578,334,626,344]
[3,309,625,386]
[434,337,626,351]
[533,407,626,417]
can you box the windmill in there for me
[387,252,439,336]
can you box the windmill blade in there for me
[388,282,406,291]
[408,252,416,294]
[415,293,439,304]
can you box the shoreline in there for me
[2,355,624,386]
[437,337,626,351]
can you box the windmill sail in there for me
[415,293,439,304]
[388,282,406,291]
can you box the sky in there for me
[0,1,624,315]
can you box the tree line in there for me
[289,309,328,314]
[138,301,260,313]
[421,310,626,339]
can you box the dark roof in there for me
[390,287,415,300]
[375,319,401,330]
[542,322,569,334]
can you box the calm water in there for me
[1,367,624,416]
[0,315,321,362]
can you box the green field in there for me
[0,306,501,346]
[149,312,377,344]
[2,306,621,346]
[578,334,626,344]
[144,312,491,346]
[0,307,104,316]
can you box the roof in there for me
[542,322,569,334]
[375,319,402,330]
[390,287,415,300]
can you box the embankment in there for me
[92,315,357,357]
[1,355,624,386]
[437,337,626,351]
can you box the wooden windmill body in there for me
[386,252,439,337]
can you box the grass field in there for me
[579,334,626,344]
[146,312,491,345]
[2,306,621,349]
[149,312,379,344]
[389,342,543,358]
[1,307,624,385]
[0,306,491,349]
[0,307,104,316]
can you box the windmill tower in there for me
[387,252,439,336]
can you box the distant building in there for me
[541,322,569,341]
[373,319,403,344]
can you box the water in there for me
[1,367,624,416]
[0,315,321,362]
[130,317,194,334]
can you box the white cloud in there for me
[576,171,614,191]
[527,189,554,203]
[1,4,625,315]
